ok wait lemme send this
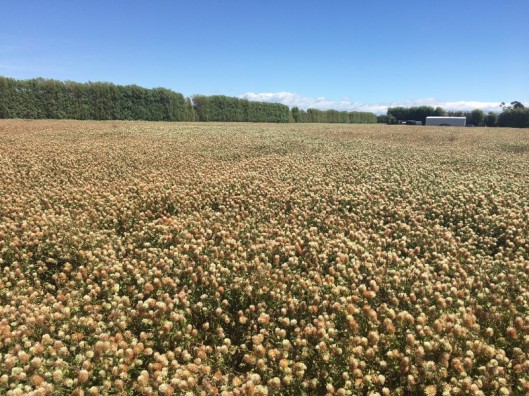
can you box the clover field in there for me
[0,120,528,395]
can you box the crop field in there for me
[1,120,529,395]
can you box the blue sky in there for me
[1,0,528,113]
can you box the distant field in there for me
[1,120,528,395]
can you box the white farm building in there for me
[425,116,466,126]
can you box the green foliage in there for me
[386,104,528,128]
[448,109,485,126]
[191,95,290,123]
[497,108,529,128]
[501,101,525,111]
[467,109,485,126]
[191,95,209,121]
[386,106,408,122]
[377,114,397,124]
[307,108,323,123]
[0,76,295,123]
[387,106,437,124]
[291,106,301,123]
[434,107,446,116]
[0,76,192,121]
[296,109,310,122]
[248,101,290,123]
[484,112,498,127]
[288,107,376,124]
[413,106,436,125]
[348,111,377,124]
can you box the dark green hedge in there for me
[0,76,193,121]
[291,107,376,124]
[191,95,290,123]
[0,76,379,124]
[497,109,529,128]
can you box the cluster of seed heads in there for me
[0,120,528,395]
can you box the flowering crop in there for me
[0,120,528,395]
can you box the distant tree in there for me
[484,112,498,127]
[468,109,484,126]
[190,94,289,123]
[186,98,196,121]
[0,76,16,118]
[498,108,529,128]
[497,101,529,128]
[291,107,301,122]
[387,107,409,122]
[386,114,397,124]
[298,109,309,122]
[377,114,397,124]
[388,106,445,124]
[307,108,323,123]
[411,106,435,124]
[348,111,377,124]
[433,107,446,116]
[501,101,525,111]
[191,95,209,121]
[0,75,371,124]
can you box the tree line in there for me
[380,103,528,128]
[291,107,377,124]
[0,76,378,124]
[0,77,195,121]
[192,95,290,123]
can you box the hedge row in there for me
[0,77,194,121]
[0,76,378,124]
[291,107,377,124]
[192,95,290,123]
[498,109,529,128]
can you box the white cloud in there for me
[239,92,521,114]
